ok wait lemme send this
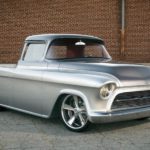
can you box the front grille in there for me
[112,90,150,110]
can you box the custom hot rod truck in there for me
[0,34,149,131]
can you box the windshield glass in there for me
[46,38,111,60]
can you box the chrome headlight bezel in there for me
[99,83,116,100]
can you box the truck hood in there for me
[60,61,150,87]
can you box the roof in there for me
[25,34,104,43]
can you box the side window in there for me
[23,43,46,61]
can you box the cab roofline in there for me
[25,34,104,44]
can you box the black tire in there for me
[59,94,90,132]
[0,107,7,111]
[136,117,149,121]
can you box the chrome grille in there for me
[112,91,150,110]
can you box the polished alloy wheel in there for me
[61,95,89,131]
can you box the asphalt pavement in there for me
[0,110,149,150]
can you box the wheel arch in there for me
[50,89,90,118]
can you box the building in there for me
[0,0,149,63]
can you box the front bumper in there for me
[89,106,150,123]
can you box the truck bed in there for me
[0,64,16,68]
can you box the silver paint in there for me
[0,34,149,123]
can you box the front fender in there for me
[42,70,121,88]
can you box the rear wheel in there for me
[136,117,149,120]
[0,106,6,111]
[60,95,89,132]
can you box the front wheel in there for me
[60,95,89,132]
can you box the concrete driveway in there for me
[0,110,149,150]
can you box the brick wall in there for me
[0,0,149,63]
[124,0,150,62]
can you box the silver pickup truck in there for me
[0,34,150,132]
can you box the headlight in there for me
[100,83,116,100]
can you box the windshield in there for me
[46,38,111,60]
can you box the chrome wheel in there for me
[61,95,88,131]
